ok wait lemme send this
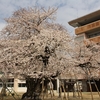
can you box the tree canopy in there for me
[0,7,100,80]
[0,7,73,80]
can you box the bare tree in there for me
[0,7,73,99]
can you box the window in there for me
[0,78,14,88]
[8,79,14,82]
[18,83,26,87]
[7,84,14,87]
[7,78,14,87]
[87,31,100,38]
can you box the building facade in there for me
[68,10,100,43]
[0,78,27,93]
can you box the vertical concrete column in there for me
[14,78,18,92]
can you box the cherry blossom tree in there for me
[0,6,100,99]
[72,41,100,79]
[0,7,73,99]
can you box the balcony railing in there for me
[84,36,100,45]
[89,36,100,43]
[75,20,100,35]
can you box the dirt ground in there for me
[0,92,100,100]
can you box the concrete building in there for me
[68,10,100,43]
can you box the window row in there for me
[0,83,26,87]
[0,83,14,87]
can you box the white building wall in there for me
[0,78,27,93]
[14,79,27,93]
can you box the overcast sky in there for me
[0,0,100,35]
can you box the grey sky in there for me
[0,0,100,35]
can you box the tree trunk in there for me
[1,83,7,96]
[21,78,49,100]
